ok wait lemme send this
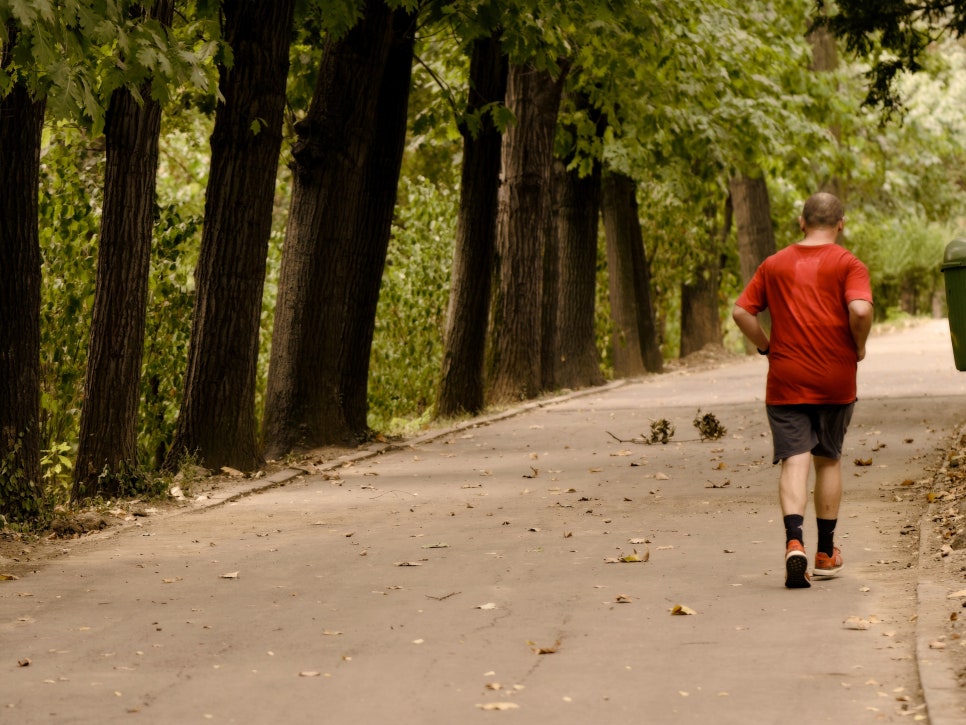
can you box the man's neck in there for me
[798,229,839,247]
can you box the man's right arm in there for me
[732,304,770,353]
[848,299,873,361]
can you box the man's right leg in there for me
[812,455,844,576]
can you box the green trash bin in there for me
[942,238,966,371]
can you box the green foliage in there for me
[0,431,45,526]
[368,176,457,432]
[139,204,199,469]
[38,123,101,456]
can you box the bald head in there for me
[801,192,844,230]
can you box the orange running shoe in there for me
[785,540,811,589]
[813,547,844,577]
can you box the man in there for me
[732,192,874,589]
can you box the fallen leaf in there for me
[299,671,321,677]
[476,603,497,610]
[395,561,423,567]
[0,573,19,581]
[17,658,30,667]
[476,703,519,711]
[654,472,670,480]
[843,616,871,630]
[670,604,697,616]
[930,640,947,649]
[615,595,633,604]
[322,630,342,636]
[220,571,239,579]
[422,543,449,549]
[854,458,873,466]
[221,466,245,478]
[628,538,649,544]
[485,682,502,691]
[530,639,561,655]
[604,549,649,564]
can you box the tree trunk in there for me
[337,9,416,435]
[551,157,605,389]
[601,171,663,375]
[679,266,721,358]
[808,21,844,198]
[436,34,507,418]
[165,0,295,472]
[730,172,776,285]
[679,201,730,358]
[540,163,561,391]
[487,61,569,404]
[262,2,413,456]
[0,47,45,522]
[73,1,173,501]
[729,172,775,353]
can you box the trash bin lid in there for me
[942,238,966,270]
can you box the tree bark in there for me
[337,9,416,435]
[730,172,775,353]
[808,20,844,198]
[73,1,173,501]
[436,34,507,418]
[679,201,730,358]
[601,171,663,375]
[487,61,569,404]
[730,172,776,284]
[550,157,605,389]
[262,2,414,456]
[0,40,45,522]
[165,0,295,472]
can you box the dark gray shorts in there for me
[766,403,855,464]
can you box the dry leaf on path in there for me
[529,639,561,655]
[395,561,424,567]
[854,458,873,467]
[615,595,633,604]
[670,604,697,616]
[220,571,239,579]
[0,573,19,581]
[843,616,871,630]
[221,466,245,478]
[604,549,649,564]
[477,703,519,711]
[299,671,321,677]
[476,603,497,610]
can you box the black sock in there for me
[817,518,837,556]
[783,514,804,545]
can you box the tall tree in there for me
[0,23,45,522]
[263,1,415,456]
[73,0,175,501]
[729,171,776,353]
[550,155,605,389]
[601,170,663,375]
[436,32,508,418]
[487,60,569,404]
[335,7,416,438]
[679,200,729,358]
[165,0,296,472]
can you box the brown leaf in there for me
[670,604,697,616]
[477,703,519,711]
[854,458,873,467]
[530,639,561,655]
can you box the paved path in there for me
[3,320,966,724]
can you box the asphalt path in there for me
[4,319,966,724]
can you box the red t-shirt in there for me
[735,243,873,405]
